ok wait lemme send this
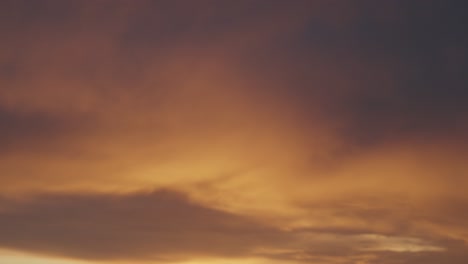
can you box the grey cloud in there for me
[242,0,468,151]
[373,246,468,264]
[333,0,468,148]
[0,190,286,261]
[0,106,93,155]
[0,190,466,263]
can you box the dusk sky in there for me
[1,1,468,264]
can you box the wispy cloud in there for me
[0,1,467,263]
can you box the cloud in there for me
[0,105,94,155]
[0,190,287,261]
[372,247,468,264]
[1,189,467,264]
[0,1,467,264]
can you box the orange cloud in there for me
[0,1,467,264]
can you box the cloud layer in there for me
[1,189,466,264]
[0,1,467,263]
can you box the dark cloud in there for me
[240,0,468,150]
[0,106,92,155]
[332,0,468,148]
[1,189,466,263]
[0,190,286,261]
[374,246,468,264]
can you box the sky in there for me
[0,0,467,264]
